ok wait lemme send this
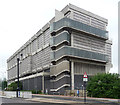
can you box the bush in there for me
[7,81,23,91]
[31,90,42,94]
[87,73,120,99]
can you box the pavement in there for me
[0,92,120,104]
[28,94,120,104]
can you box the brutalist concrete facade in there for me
[7,4,112,94]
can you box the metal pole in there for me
[82,85,83,97]
[84,81,86,103]
[17,58,20,98]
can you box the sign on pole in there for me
[83,72,88,103]
[83,72,88,82]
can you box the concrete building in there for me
[7,4,112,94]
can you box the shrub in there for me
[31,90,42,94]
[87,73,120,99]
[7,81,22,91]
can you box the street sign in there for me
[83,72,88,103]
[83,78,88,82]
[83,72,88,82]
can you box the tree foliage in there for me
[87,73,120,99]
[2,80,7,90]
[7,81,23,91]
[0,78,7,90]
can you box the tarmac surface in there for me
[1,97,119,105]
[31,94,120,104]
[0,93,120,105]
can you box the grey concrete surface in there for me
[1,97,120,105]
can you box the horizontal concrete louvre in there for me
[8,56,17,69]
[51,76,70,89]
[31,47,51,72]
[73,12,106,30]
[73,32,106,54]
[44,28,50,45]
[105,43,112,63]
[37,50,43,69]
[50,84,70,92]
[42,47,51,67]
[31,39,38,53]
[50,60,69,76]
[50,32,70,47]
[51,75,70,82]
[8,66,17,80]
[51,18,108,39]
[38,34,44,49]
[32,53,38,71]
[69,4,108,23]
[73,12,90,25]
[74,62,105,75]
[20,56,32,76]
[53,46,108,62]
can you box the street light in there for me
[81,85,83,97]
[16,54,23,98]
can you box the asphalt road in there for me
[1,97,119,105]
[1,97,67,105]
[32,95,119,104]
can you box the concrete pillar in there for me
[28,78,29,90]
[42,72,44,93]
[105,63,112,73]
[71,61,74,90]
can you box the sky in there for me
[0,0,119,79]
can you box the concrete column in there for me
[28,79,29,90]
[71,19,74,90]
[42,72,44,93]
[71,61,74,90]
[105,63,112,73]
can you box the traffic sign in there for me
[83,72,88,103]
[83,72,88,82]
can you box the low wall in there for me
[3,91,32,98]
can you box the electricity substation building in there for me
[7,4,112,94]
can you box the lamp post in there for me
[16,54,23,98]
[16,58,20,98]
[82,85,83,97]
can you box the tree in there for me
[2,80,7,90]
[7,81,22,91]
[87,73,120,99]
[0,78,7,90]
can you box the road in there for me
[1,97,69,105]
[1,97,119,105]
[32,95,120,104]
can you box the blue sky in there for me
[0,0,118,79]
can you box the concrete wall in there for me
[3,91,32,98]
